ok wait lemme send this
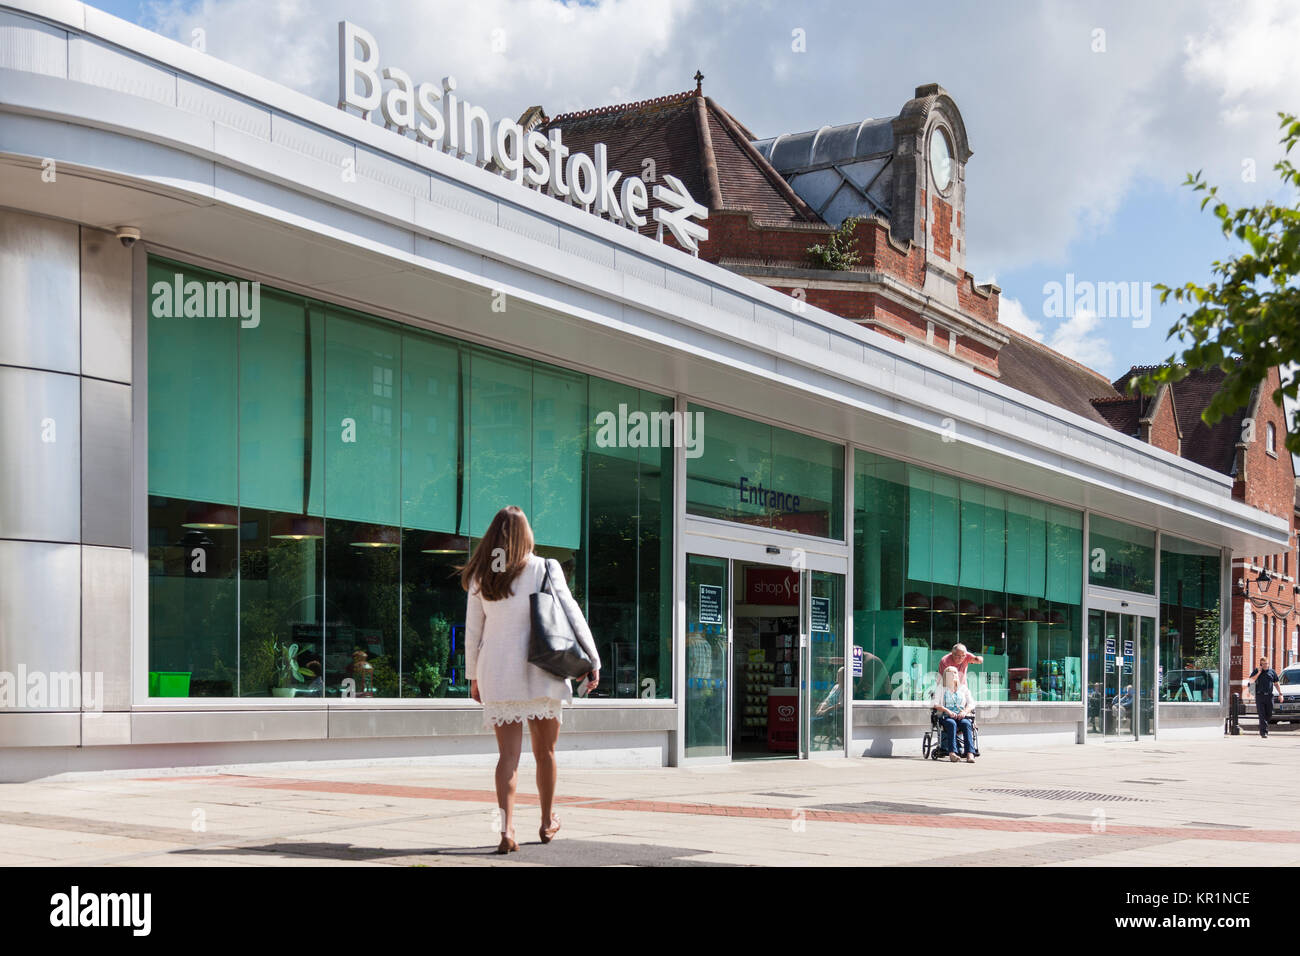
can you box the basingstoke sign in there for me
[337,21,709,253]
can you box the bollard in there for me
[1226,692,1241,736]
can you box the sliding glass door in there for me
[1086,604,1157,740]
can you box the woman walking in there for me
[462,505,600,854]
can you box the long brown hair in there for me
[460,505,535,601]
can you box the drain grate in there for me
[812,800,1036,818]
[755,792,813,799]
[974,787,1149,803]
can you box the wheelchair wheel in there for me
[921,731,931,758]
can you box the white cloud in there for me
[142,0,697,122]
[995,295,1044,341]
[1047,309,1114,374]
[131,0,1300,279]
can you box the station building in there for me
[0,0,1289,778]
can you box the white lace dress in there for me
[465,554,601,729]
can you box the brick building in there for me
[540,80,1130,419]
[1099,367,1299,697]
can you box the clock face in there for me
[929,129,952,192]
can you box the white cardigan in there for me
[465,554,601,706]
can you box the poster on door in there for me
[698,584,723,625]
[811,596,830,633]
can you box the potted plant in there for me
[271,640,316,698]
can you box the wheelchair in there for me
[921,708,980,760]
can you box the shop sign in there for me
[338,22,709,252]
[745,567,799,605]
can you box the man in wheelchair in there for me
[924,665,978,762]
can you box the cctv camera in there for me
[115,226,141,248]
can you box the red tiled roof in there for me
[1090,396,1142,435]
[541,89,819,237]
[995,326,1119,425]
[1113,365,1247,476]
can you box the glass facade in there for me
[142,259,1226,731]
[1159,536,1222,702]
[852,452,1083,704]
[1088,514,1155,593]
[685,404,844,539]
[147,258,672,700]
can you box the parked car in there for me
[1272,666,1300,724]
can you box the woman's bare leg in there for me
[493,721,524,838]
[527,716,561,826]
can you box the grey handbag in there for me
[528,559,595,680]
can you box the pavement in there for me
[1,727,1298,866]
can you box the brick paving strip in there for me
[140,773,1300,844]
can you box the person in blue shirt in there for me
[1249,657,1281,738]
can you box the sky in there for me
[87,0,1299,390]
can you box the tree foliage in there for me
[1133,112,1300,453]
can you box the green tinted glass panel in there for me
[686,404,770,525]
[401,334,459,533]
[853,449,1082,701]
[1004,493,1032,596]
[324,312,400,526]
[931,472,960,586]
[906,467,932,583]
[982,488,1006,592]
[959,481,984,589]
[1089,514,1155,593]
[148,256,674,701]
[239,294,323,515]
[771,426,844,538]
[147,261,237,504]
[1046,505,1083,605]
[1026,498,1047,598]
[686,404,844,539]
[466,349,531,537]
[531,362,585,549]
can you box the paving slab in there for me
[1,735,1296,866]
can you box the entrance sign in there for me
[338,22,709,252]
[698,584,723,624]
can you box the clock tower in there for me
[890,84,972,312]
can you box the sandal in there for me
[495,829,518,854]
[540,815,561,844]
